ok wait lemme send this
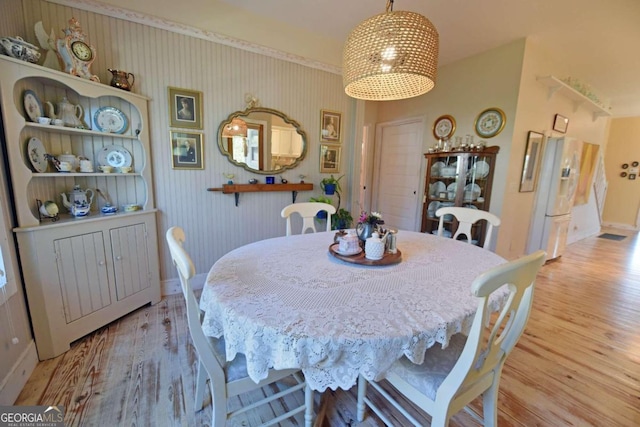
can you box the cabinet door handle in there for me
[115,256,123,261]
[98,260,105,266]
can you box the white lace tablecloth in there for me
[200,231,506,391]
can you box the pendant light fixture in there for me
[222,117,248,137]
[342,0,439,101]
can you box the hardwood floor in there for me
[15,228,640,426]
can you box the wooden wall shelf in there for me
[537,75,612,121]
[207,183,313,206]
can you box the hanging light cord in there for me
[386,0,394,12]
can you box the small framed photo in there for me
[168,87,203,129]
[552,114,569,133]
[520,131,545,192]
[170,131,203,169]
[320,144,341,173]
[320,109,342,143]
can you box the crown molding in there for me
[46,0,342,75]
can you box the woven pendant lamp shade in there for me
[222,117,248,137]
[343,9,439,101]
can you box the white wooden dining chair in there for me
[357,250,546,427]
[281,202,336,236]
[436,206,501,249]
[166,226,314,427]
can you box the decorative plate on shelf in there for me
[27,137,48,172]
[472,160,490,178]
[430,181,446,196]
[474,108,506,138]
[431,161,446,176]
[93,106,128,134]
[23,90,43,122]
[432,115,456,140]
[97,145,132,168]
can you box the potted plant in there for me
[320,175,343,195]
[331,208,353,230]
[309,195,334,219]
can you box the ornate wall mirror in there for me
[217,107,307,174]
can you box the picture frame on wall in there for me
[320,144,341,173]
[320,109,342,143]
[519,131,545,192]
[170,131,203,169]
[552,114,569,133]
[168,86,203,129]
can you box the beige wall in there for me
[602,117,640,228]
[373,37,613,259]
[375,39,526,257]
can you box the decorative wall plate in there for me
[432,115,456,139]
[23,90,43,122]
[473,160,490,178]
[27,137,47,172]
[97,145,132,168]
[94,106,128,134]
[474,108,506,138]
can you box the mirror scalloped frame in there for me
[217,107,308,175]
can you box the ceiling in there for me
[97,0,640,117]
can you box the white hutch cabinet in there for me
[0,56,161,360]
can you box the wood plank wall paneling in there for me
[16,0,353,285]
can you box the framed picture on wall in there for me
[519,131,545,192]
[552,114,569,133]
[320,109,342,143]
[320,144,341,173]
[170,131,203,169]
[168,87,203,129]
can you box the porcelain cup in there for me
[119,166,132,173]
[37,116,51,125]
[79,159,93,172]
[338,230,360,255]
[99,165,113,173]
[52,119,64,126]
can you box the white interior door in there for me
[372,118,425,231]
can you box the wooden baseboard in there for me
[0,340,38,404]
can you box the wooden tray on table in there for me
[328,243,402,266]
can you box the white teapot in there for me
[45,97,85,128]
[365,231,387,260]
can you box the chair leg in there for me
[482,379,500,427]
[194,359,207,411]
[356,374,367,422]
[304,384,314,427]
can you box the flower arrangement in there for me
[358,211,384,225]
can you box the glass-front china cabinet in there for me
[421,146,500,246]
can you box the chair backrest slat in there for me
[437,250,545,401]
[166,227,227,386]
[436,206,501,249]
[281,202,337,236]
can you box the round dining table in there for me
[200,230,506,392]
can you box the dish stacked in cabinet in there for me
[0,55,160,360]
[421,147,499,246]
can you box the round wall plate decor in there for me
[474,107,506,138]
[432,115,456,139]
